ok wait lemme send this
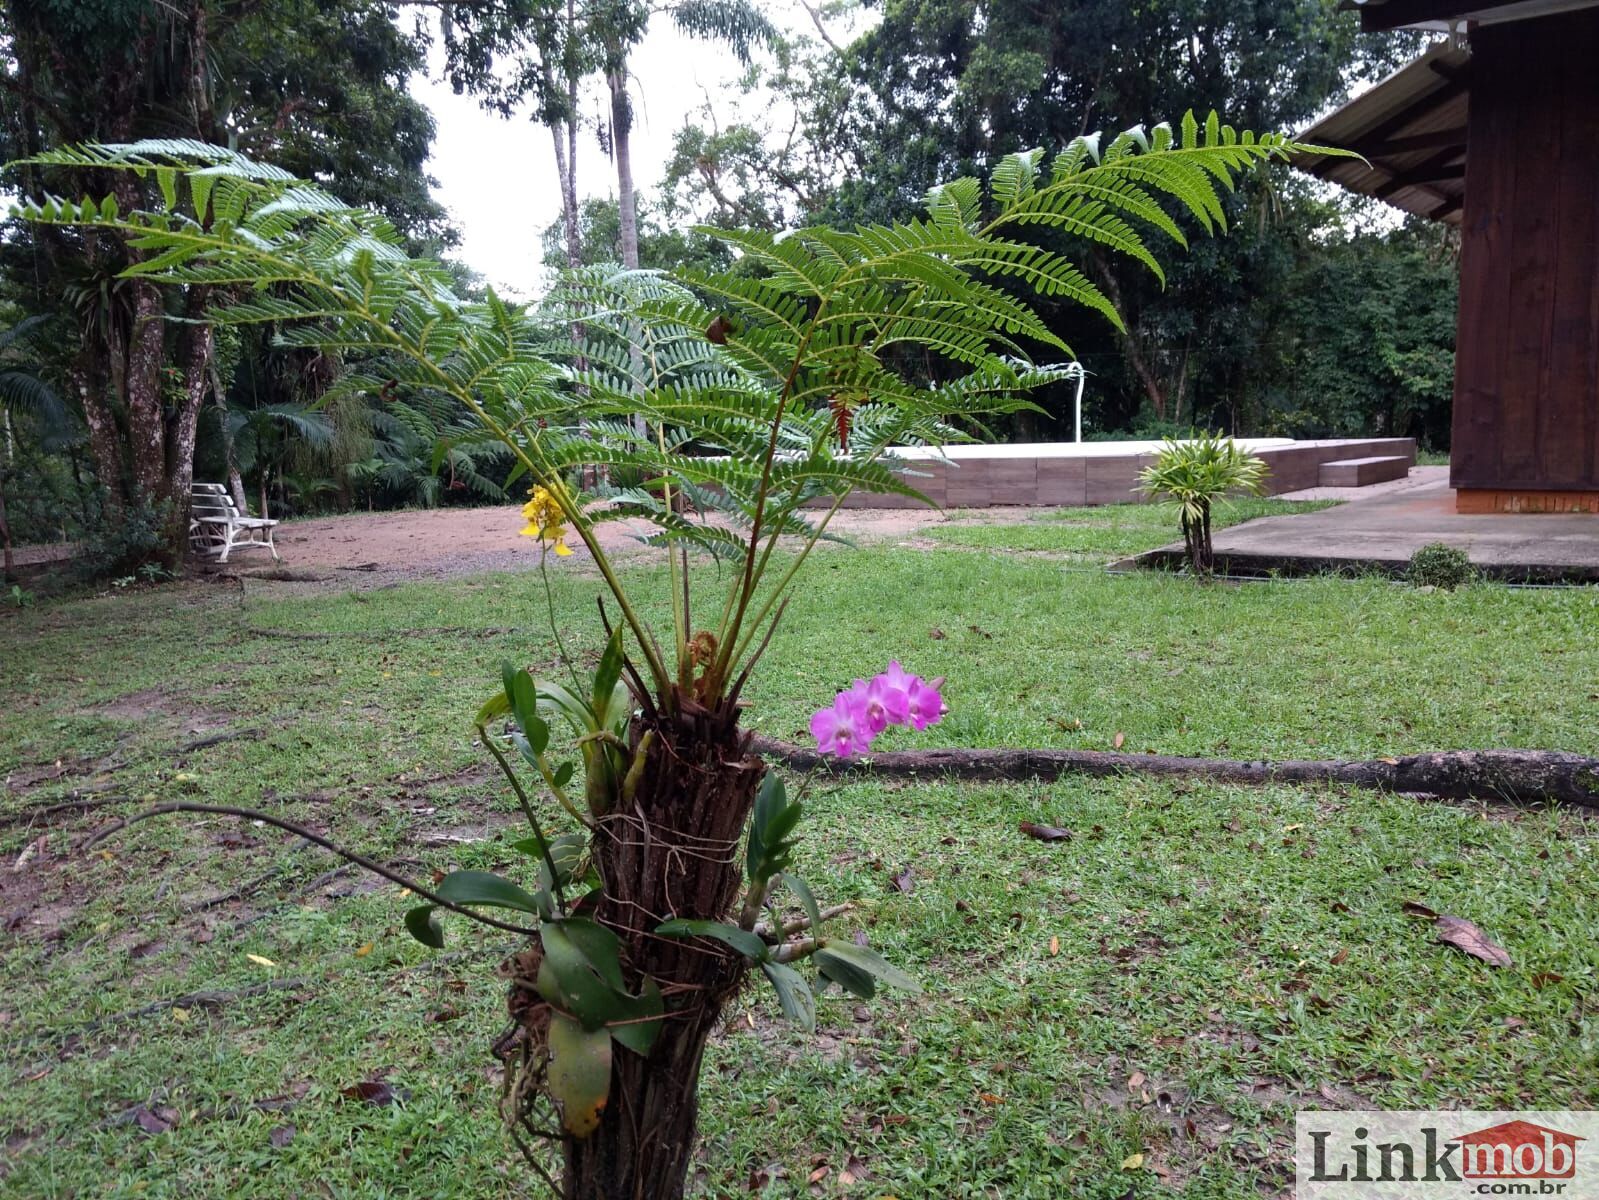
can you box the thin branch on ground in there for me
[81,802,541,936]
[19,978,308,1049]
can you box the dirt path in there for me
[232,501,1032,585]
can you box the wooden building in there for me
[1295,0,1599,513]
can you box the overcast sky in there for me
[410,2,845,298]
[409,7,1406,297]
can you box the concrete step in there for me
[1318,455,1411,487]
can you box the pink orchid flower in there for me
[849,674,910,734]
[810,662,948,756]
[809,691,873,758]
[906,676,947,731]
[869,661,917,722]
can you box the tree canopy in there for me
[0,0,1458,580]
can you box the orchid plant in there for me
[15,114,1329,1200]
[811,661,946,758]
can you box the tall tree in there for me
[440,0,596,268]
[683,0,1433,436]
[834,0,1426,429]
[594,0,772,271]
[0,0,445,565]
[440,0,770,274]
[2,0,219,557]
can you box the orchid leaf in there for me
[655,918,769,961]
[548,1012,612,1137]
[760,960,816,1032]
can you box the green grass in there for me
[928,498,1337,563]
[2,505,1596,1199]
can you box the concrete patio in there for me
[1132,467,1599,582]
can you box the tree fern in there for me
[11,116,1335,702]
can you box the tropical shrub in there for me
[1407,541,1475,590]
[1138,432,1267,576]
[17,115,1324,1199]
[0,315,71,581]
[75,493,173,581]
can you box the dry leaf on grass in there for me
[340,1079,398,1107]
[132,1104,177,1135]
[1434,915,1512,967]
[1019,822,1071,842]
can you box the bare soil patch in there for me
[219,502,1039,588]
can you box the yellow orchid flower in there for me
[519,484,575,557]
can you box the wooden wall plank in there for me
[1496,17,1562,485]
[1543,13,1599,490]
[1450,8,1599,494]
[1449,19,1515,490]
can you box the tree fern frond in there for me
[10,120,1319,689]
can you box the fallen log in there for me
[750,738,1599,809]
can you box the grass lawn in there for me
[927,497,1338,565]
[2,503,1596,1199]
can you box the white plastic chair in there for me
[188,483,279,563]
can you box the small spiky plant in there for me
[1139,433,1268,577]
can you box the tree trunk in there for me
[73,348,127,523]
[123,278,169,506]
[545,0,583,271]
[751,737,1599,810]
[505,694,766,1200]
[116,157,171,515]
[1124,333,1169,423]
[607,60,650,443]
[164,288,213,561]
[207,358,247,511]
[0,477,13,582]
[609,67,639,272]
[1089,250,1168,421]
[549,116,581,270]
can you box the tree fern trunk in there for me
[507,693,765,1200]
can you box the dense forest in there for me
[0,0,1457,577]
